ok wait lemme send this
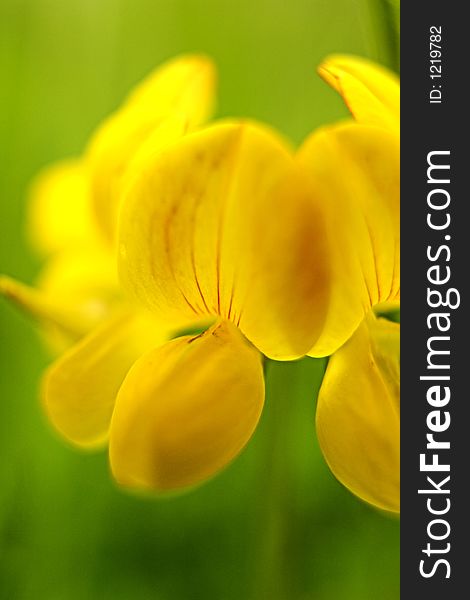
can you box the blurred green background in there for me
[0,1,399,598]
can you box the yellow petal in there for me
[318,54,399,130]
[125,54,216,125]
[42,311,167,448]
[37,246,119,320]
[298,121,400,356]
[27,159,101,256]
[119,121,331,360]
[109,319,264,492]
[0,274,98,345]
[316,315,400,513]
[35,246,120,352]
[87,54,216,242]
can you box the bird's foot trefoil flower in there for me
[1,53,401,512]
[92,120,332,491]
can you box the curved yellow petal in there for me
[87,54,216,243]
[27,159,101,256]
[37,246,118,317]
[35,246,120,352]
[0,274,100,347]
[119,121,331,360]
[318,54,399,130]
[109,319,264,492]
[298,121,399,356]
[42,311,167,448]
[125,54,216,125]
[316,315,400,513]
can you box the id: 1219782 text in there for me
[429,26,443,104]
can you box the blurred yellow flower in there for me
[0,54,217,441]
[2,159,117,352]
[298,55,400,513]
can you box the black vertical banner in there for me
[401,3,469,598]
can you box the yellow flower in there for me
[2,56,333,492]
[298,55,400,512]
[102,119,332,492]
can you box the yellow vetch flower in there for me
[35,118,332,492]
[2,53,400,506]
[2,56,333,491]
[109,119,333,491]
[299,55,400,512]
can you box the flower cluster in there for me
[1,54,399,512]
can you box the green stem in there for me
[252,357,327,600]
